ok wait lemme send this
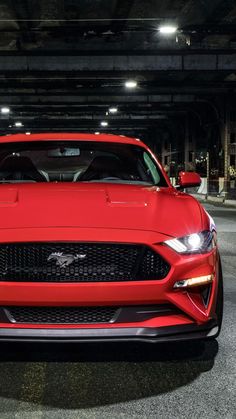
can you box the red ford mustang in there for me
[0,133,223,342]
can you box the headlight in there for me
[164,230,216,254]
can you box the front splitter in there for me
[0,319,218,343]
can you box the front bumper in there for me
[0,319,219,342]
[0,228,220,341]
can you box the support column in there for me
[206,151,210,197]
[223,104,230,197]
[184,115,190,171]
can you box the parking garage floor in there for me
[0,203,235,419]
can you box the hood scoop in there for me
[106,189,149,207]
[0,189,18,206]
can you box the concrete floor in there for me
[0,203,235,419]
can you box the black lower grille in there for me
[5,306,117,324]
[0,242,170,282]
[3,304,178,325]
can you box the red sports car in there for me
[0,133,223,342]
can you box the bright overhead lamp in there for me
[101,121,108,127]
[159,25,177,34]
[125,80,137,89]
[109,107,118,114]
[1,107,10,114]
[15,121,23,127]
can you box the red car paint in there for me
[178,171,201,188]
[0,133,222,342]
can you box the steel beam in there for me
[0,94,198,105]
[0,53,236,71]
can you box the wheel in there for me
[205,256,223,340]
[214,256,224,336]
[188,257,223,343]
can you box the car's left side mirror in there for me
[176,171,201,190]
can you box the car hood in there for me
[0,183,202,238]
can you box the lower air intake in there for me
[5,306,117,324]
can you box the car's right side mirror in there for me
[176,171,201,190]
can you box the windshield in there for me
[0,141,167,186]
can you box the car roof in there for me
[0,132,148,148]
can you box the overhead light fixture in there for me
[159,25,177,34]
[125,80,137,89]
[101,121,108,127]
[109,107,118,114]
[1,107,10,114]
[15,121,23,127]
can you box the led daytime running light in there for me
[174,274,214,288]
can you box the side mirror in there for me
[177,171,201,189]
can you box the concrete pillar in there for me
[223,105,230,196]
[190,119,196,171]
[184,115,190,171]
[206,151,210,196]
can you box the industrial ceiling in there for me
[0,0,235,145]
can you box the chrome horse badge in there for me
[47,252,86,268]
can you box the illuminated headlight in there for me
[164,231,216,254]
[174,274,214,288]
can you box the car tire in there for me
[189,257,223,344]
[204,256,223,341]
[214,256,224,336]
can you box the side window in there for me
[143,152,160,185]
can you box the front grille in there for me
[0,242,170,282]
[2,304,178,325]
[5,306,117,324]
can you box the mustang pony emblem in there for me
[47,252,86,268]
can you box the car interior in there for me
[0,141,167,186]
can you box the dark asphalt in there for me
[0,203,235,419]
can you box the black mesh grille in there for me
[3,304,178,325]
[0,242,170,282]
[5,306,117,324]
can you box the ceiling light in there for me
[101,121,108,127]
[15,121,23,127]
[1,107,10,114]
[159,25,177,34]
[125,80,137,89]
[109,107,118,114]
